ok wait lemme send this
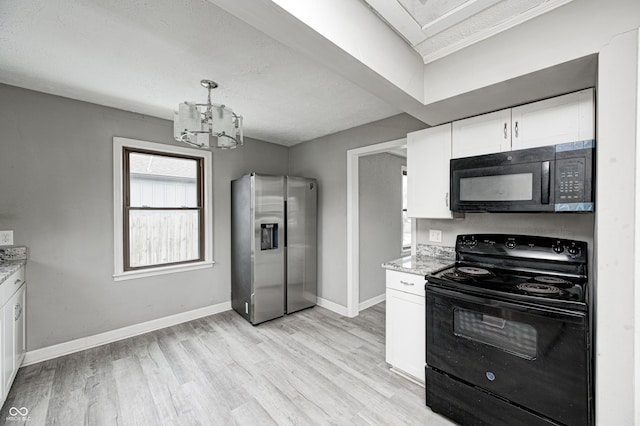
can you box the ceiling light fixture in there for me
[173,79,243,149]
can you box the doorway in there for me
[346,138,414,317]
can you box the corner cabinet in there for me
[511,89,595,150]
[452,88,595,158]
[0,266,26,406]
[385,270,426,382]
[407,123,455,219]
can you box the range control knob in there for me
[505,240,517,249]
[568,244,580,256]
[468,239,477,248]
[553,245,564,254]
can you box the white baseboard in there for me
[316,294,385,317]
[316,297,349,316]
[390,367,425,387]
[23,301,232,366]
[359,293,385,311]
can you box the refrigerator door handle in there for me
[284,200,288,248]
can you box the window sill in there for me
[113,261,215,282]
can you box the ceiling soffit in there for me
[362,0,574,63]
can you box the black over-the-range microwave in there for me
[450,141,595,212]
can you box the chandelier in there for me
[173,79,243,149]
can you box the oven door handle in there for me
[426,284,586,320]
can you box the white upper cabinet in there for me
[451,88,595,157]
[511,88,595,150]
[452,109,511,158]
[407,123,454,219]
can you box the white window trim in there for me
[112,137,214,281]
[401,165,411,254]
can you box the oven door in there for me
[450,147,554,212]
[426,285,590,426]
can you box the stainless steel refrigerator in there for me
[231,173,317,325]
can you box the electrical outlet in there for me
[0,230,14,246]
[429,229,442,243]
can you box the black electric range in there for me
[424,234,592,426]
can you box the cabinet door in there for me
[14,286,25,367]
[511,88,595,150]
[386,287,425,381]
[407,124,454,219]
[2,295,15,396]
[452,109,511,158]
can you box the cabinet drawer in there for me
[386,270,425,297]
[1,267,24,306]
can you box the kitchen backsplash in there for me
[0,246,27,262]
[416,244,455,260]
[416,213,595,249]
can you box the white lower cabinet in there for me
[0,267,26,405]
[385,270,425,382]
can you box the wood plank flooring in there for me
[0,303,454,425]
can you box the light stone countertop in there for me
[381,255,452,277]
[0,246,28,285]
[0,260,25,285]
[381,244,455,277]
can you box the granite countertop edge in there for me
[0,260,26,286]
[382,244,455,276]
[0,246,28,285]
[381,255,452,276]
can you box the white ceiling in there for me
[0,0,402,146]
[362,0,575,63]
[0,0,587,147]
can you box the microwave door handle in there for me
[541,161,550,204]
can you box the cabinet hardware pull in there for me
[14,279,21,285]
[400,280,414,286]
[515,121,519,138]
[14,304,21,321]
[503,123,507,139]
[445,192,449,207]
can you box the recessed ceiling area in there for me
[0,0,401,146]
[362,0,575,63]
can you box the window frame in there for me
[113,137,213,281]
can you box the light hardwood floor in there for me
[0,303,454,425]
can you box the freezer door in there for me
[231,175,253,323]
[252,175,286,324]
[286,177,317,313]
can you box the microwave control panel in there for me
[555,158,586,202]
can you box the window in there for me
[113,138,213,280]
[402,166,411,252]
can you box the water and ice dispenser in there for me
[260,223,278,250]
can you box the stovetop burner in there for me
[441,266,496,283]
[533,276,572,287]
[441,270,475,283]
[516,282,565,295]
[456,266,493,277]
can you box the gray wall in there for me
[288,114,427,306]
[0,84,289,350]
[358,153,405,304]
